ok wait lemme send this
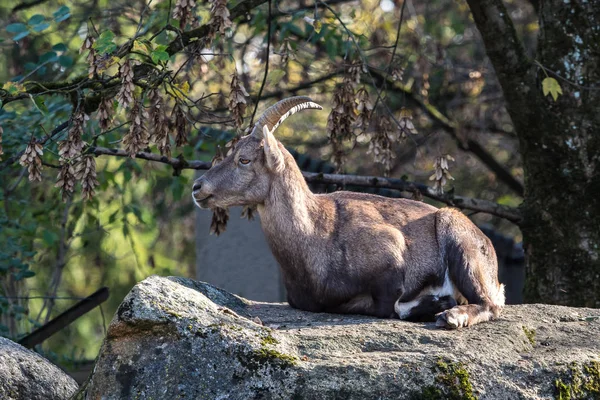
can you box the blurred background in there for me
[0,0,533,380]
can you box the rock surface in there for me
[0,336,79,400]
[80,276,600,399]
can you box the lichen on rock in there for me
[78,276,600,399]
[0,337,78,400]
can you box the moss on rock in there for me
[555,360,600,399]
[414,359,477,400]
[522,326,536,346]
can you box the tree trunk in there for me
[466,0,600,306]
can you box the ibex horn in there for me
[251,96,322,138]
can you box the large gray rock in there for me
[0,336,78,400]
[80,276,600,399]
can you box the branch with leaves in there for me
[1,0,524,222]
[281,14,524,196]
[87,145,521,223]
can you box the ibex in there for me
[192,97,505,328]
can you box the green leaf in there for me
[58,55,73,68]
[268,69,286,85]
[129,205,144,223]
[6,23,27,33]
[108,210,119,224]
[150,50,169,64]
[12,31,30,41]
[31,22,51,33]
[55,12,71,22]
[313,20,322,34]
[52,43,67,52]
[132,39,151,55]
[93,30,117,54]
[542,77,562,101]
[40,51,58,63]
[325,35,338,60]
[42,230,58,245]
[28,14,45,25]
[53,6,71,22]
[23,270,35,278]
[34,96,49,113]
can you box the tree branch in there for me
[302,171,522,223]
[1,0,270,106]
[89,146,522,223]
[369,68,525,196]
[165,0,269,56]
[88,146,211,170]
[11,0,51,13]
[272,0,358,18]
[281,28,524,196]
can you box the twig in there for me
[250,0,272,127]
[273,0,357,17]
[11,0,50,13]
[534,60,600,91]
[372,0,407,110]
[39,197,73,324]
[0,120,69,172]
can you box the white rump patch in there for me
[395,297,424,319]
[394,271,460,320]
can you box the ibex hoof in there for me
[435,308,469,329]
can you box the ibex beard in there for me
[192,97,505,329]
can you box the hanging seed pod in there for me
[173,0,197,29]
[122,99,149,157]
[327,77,356,170]
[97,97,114,131]
[58,109,88,161]
[75,155,99,201]
[367,114,396,176]
[228,72,249,130]
[209,0,233,35]
[429,154,455,194]
[398,107,418,138]
[149,89,171,157]
[241,206,256,221]
[210,207,229,235]
[0,125,5,161]
[116,59,136,109]
[55,163,76,201]
[172,103,188,147]
[355,87,373,135]
[19,138,43,182]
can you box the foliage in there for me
[0,0,532,364]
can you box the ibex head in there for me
[192,96,322,209]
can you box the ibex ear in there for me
[262,125,285,173]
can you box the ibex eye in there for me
[239,158,251,165]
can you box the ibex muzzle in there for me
[192,96,505,329]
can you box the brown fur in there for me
[193,132,505,328]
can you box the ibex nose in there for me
[192,181,202,192]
